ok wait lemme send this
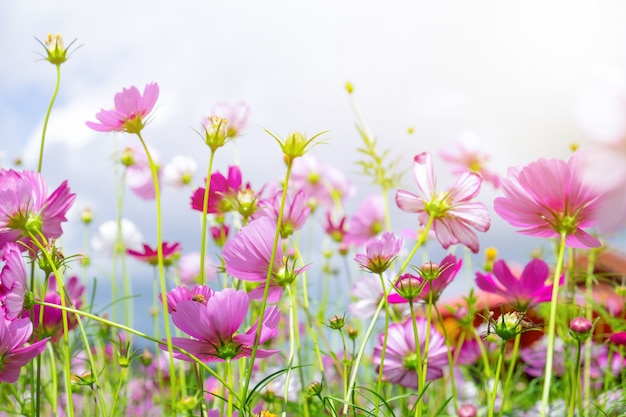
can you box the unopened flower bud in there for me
[345,82,354,94]
[306,380,323,397]
[40,33,75,65]
[394,274,423,302]
[457,404,477,417]
[493,312,522,341]
[329,314,345,330]
[120,148,136,167]
[569,317,592,341]
[81,207,93,224]
[347,327,358,340]
[140,348,153,367]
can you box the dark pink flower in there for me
[190,166,245,215]
[373,317,449,389]
[0,169,75,252]
[354,232,403,274]
[396,152,490,254]
[389,254,462,303]
[255,189,311,238]
[324,212,348,242]
[494,156,602,248]
[609,331,626,347]
[127,241,181,267]
[0,316,49,383]
[475,258,559,310]
[223,217,302,303]
[86,83,159,134]
[0,242,28,319]
[165,288,279,362]
[345,194,386,245]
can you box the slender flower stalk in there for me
[488,342,507,417]
[38,63,61,173]
[199,150,216,285]
[498,332,521,417]
[539,232,567,417]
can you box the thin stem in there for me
[568,341,582,417]
[136,132,177,413]
[409,301,424,417]
[434,305,458,411]
[499,332,521,417]
[282,284,298,416]
[488,342,506,417]
[37,64,61,173]
[375,272,390,414]
[199,150,216,285]
[539,231,567,417]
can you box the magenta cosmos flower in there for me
[0,169,75,252]
[86,83,159,134]
[223,217,306,302]
[354,232,403,274]
[0,242,28,319]
[127,241,181,267]
[31,275,85,341]
[389,254,462,304]
[190,166,245,215]
[440,131,500,188]
[165,288,279,362]
[160,285,214,313]
[0,316,49,383]
[255,189,311,238]
[475,258,559,310]
[395,152,490,254]
[373,317,449,389]
[494,156,603,248]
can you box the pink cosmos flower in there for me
[165,288,280,362]
[223,217,303,303]
[290,155,354,208]
[0,242,28,319]
[31,275,85,342]
[345,194,386,246]
[0,169,75,252]
[163,155,197,189]
[440,131,500,188]
[494,156,602,248]
[160,285,214,313]
[475,258,559,310]
[349,274,386,319]
[254,189,311,238]
[190,166,245,215]
[354,232,403,274]
[373,317,449,389]
[176,252,217,285]
[324,212,348,243]
[86,83,159,134]
[388,254,462,304]
[396,152,490,254]
[121,145,161,200]
[127,241,181,267]
[0,316,49,383]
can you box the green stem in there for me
[409,301,424,417]
[488,342,506,417]
[282,284,298,416]
[418,287,434,415]
[499,332,521,417]
[37,64,61,173]
[136,132,177,414]
[568,341,582,417]
[582,248,596,417]
[539,231,567,417]
[375,272,390,415]
[199,150,216,285]
[434,305,458,412]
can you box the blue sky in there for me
[2,1,626,332]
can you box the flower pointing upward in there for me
[86,83,159,134]
[395,152,490,253]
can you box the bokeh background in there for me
[2,1,626,333]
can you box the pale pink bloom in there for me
[345,194,386,246]
[396,152,490,253]
[254,189,311,238]
[86,83,159,134]
[163,155,197,189]
[210,102,249,138]
[475,258,560,310]
[160,285,214,313]
[165,288,279,362]
[373,317,449,389]
[121,145,161,200]
[177,251,216,285]
[349,273,396,319]
[0,169,75,252]
[91,218,143,255]
[0,316,49,383]
[494,156,603,248]
[223,217,287,303]
[0,242,28,319]
[354,232,403,274]
[440,131,500,188]
[291,155,354,208]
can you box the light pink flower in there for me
[395,152,490,253]
[0,242,28,319]
[440,131,500,188]
[0,316,49,383]
[0,169,75,252]
[127,241,181,267]
[345,194,386,246]
[373,317,449,389]
[163,156,197,189]
[91,218,143,256]
[494,156,602,248]
[290,155,354,208]
[349,275,385,319]
[223,217,291,303]
[354,232,403,274]
[177,252,216,285]
[165,288,279,362]
[120,145,161,200]
[86,83,159,134]
[255,189,311,238]
[210,102,249,138]
[475,258,560,310]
